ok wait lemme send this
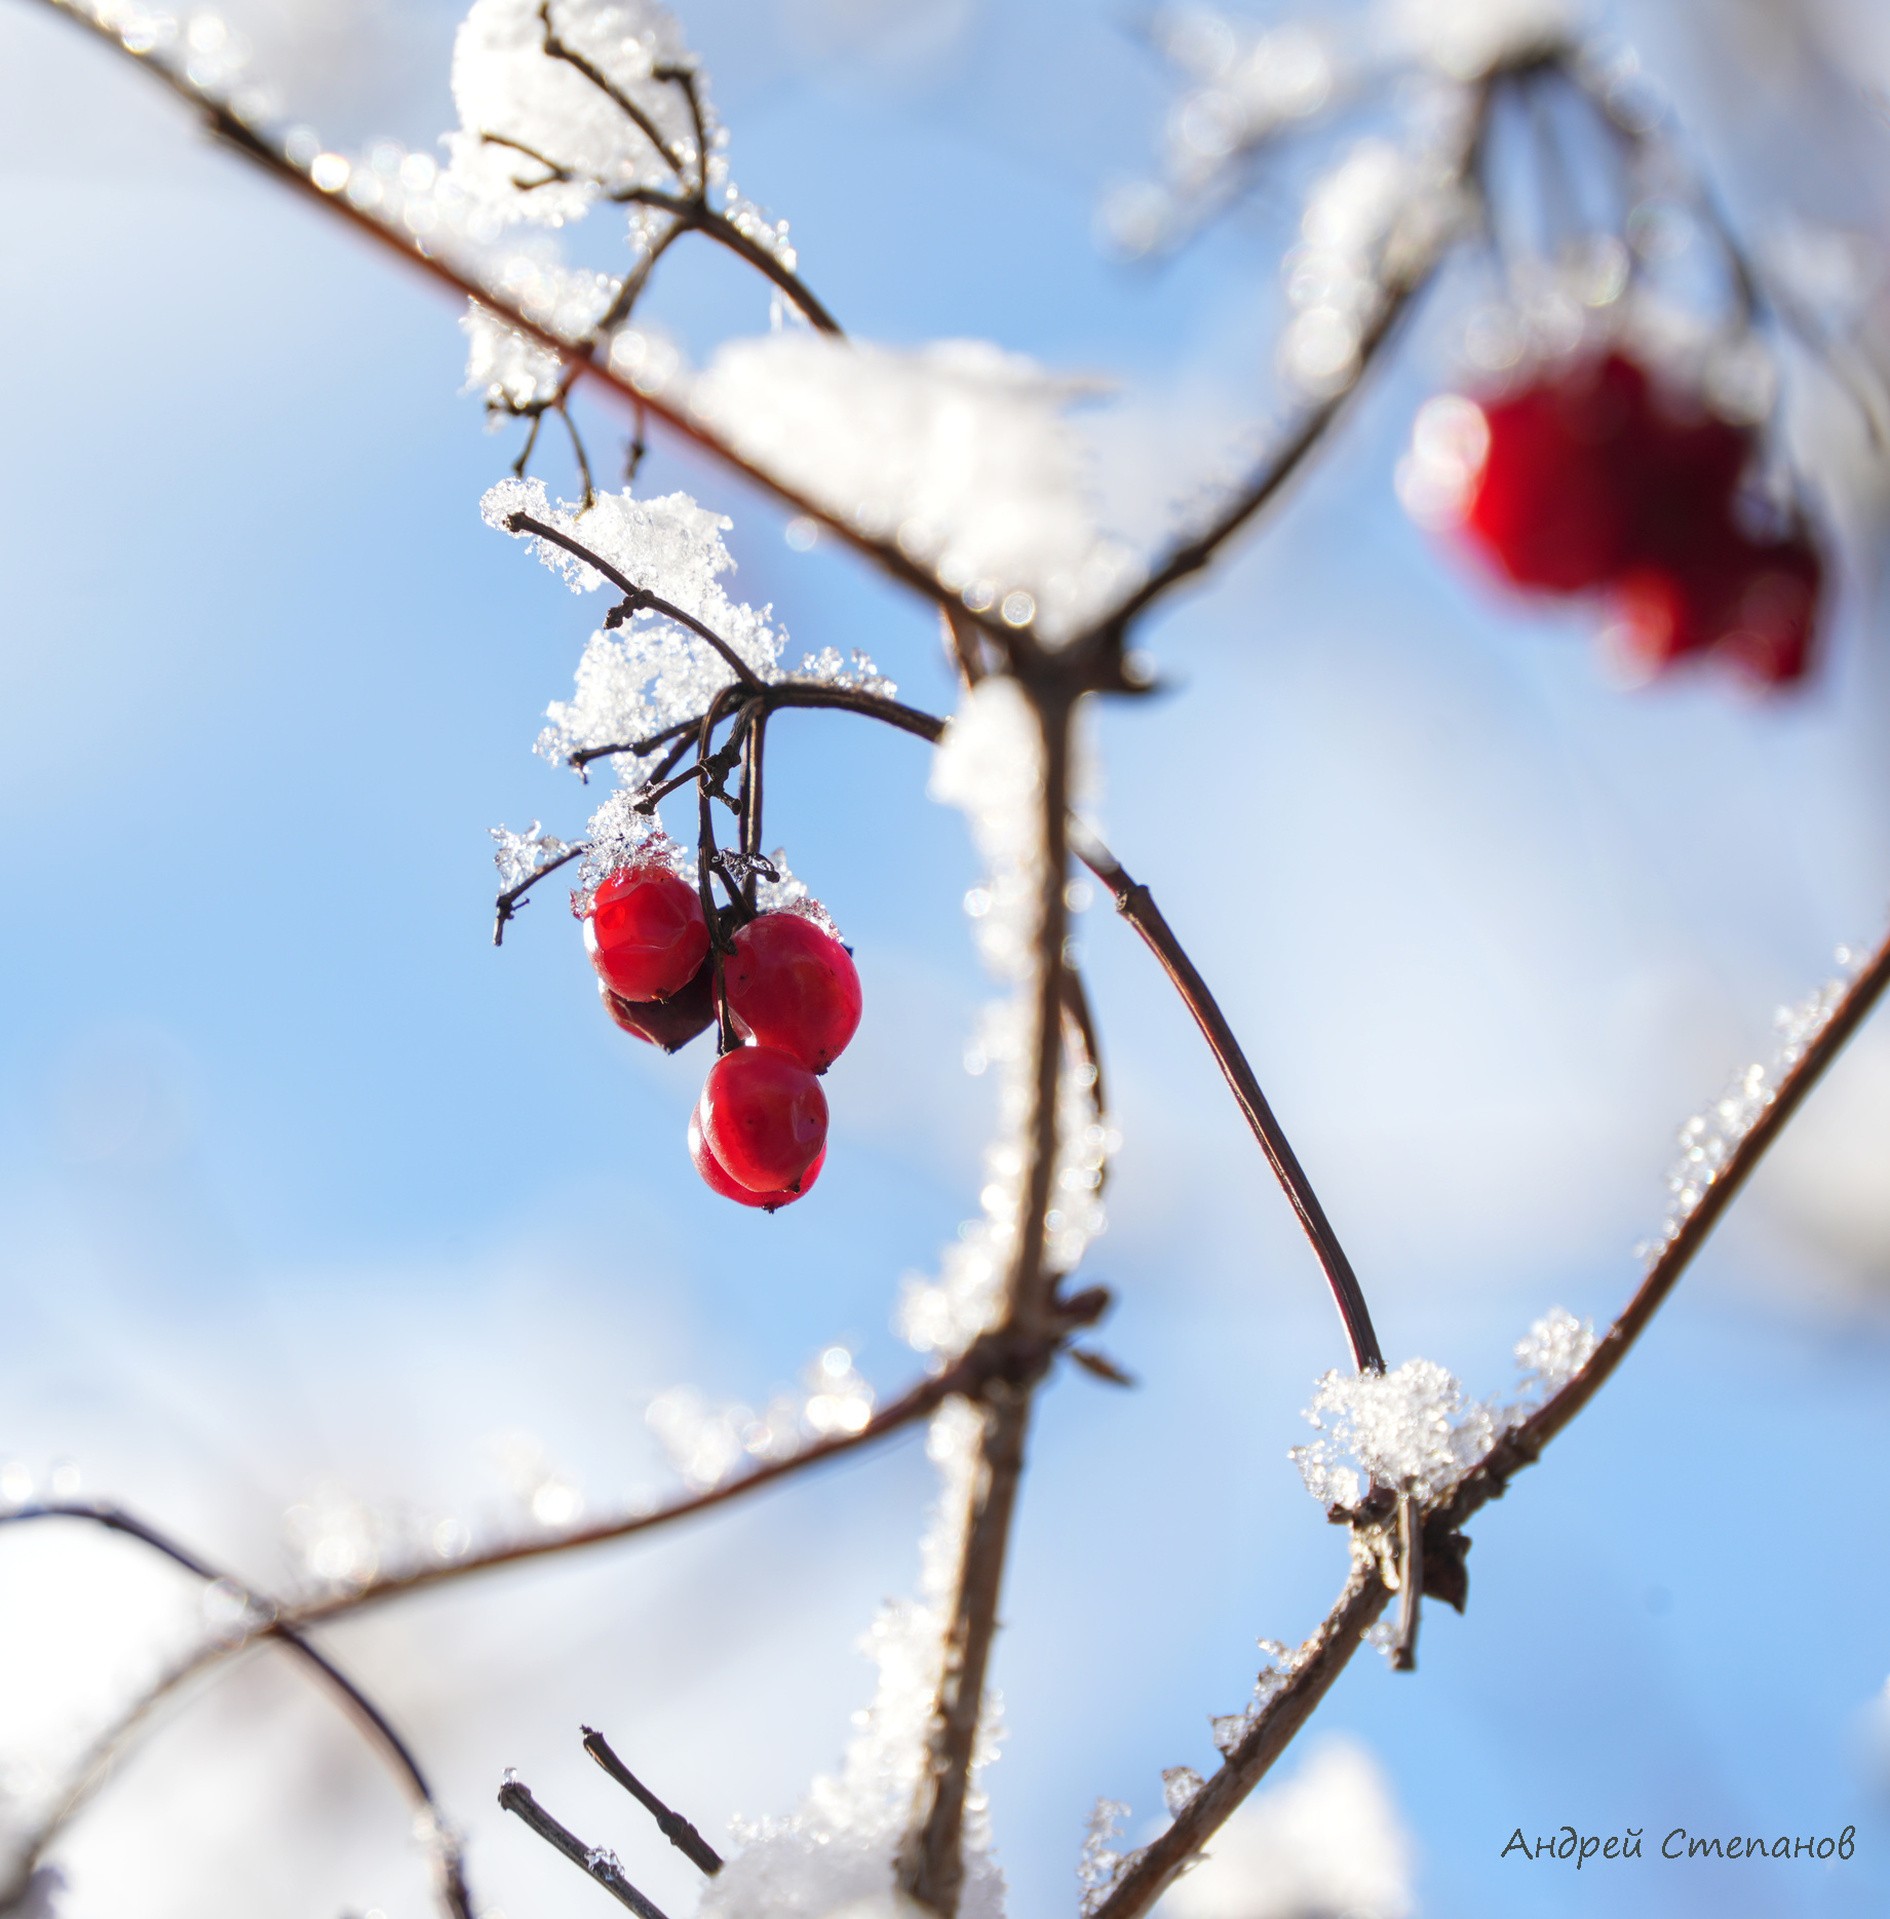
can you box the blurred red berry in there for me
[688,1108,824,1210]
[584,866,709,1002]
[1461,353,1652,593]
[600,961,716,1053]
[725,912,862,1073]
[697,1045,828,1194]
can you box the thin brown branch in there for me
[1087,80,1499,646]
[28,0,1005,650]
[494,838,589,945]
[499,1775,671,1919]
[582,1727,724,1875]
[1088,924,1890,1919]
[504,511,766,689]
[1073,827,1382,1374]
[535,0,689,181]
[0,1503,473,1919]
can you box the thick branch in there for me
[897,689,1075,1916]
[1088,924,1890,1919]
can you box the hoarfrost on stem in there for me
[1076,1798,1135,1916]
[899,681,1114,1358]
[699,1401,1004,1919]
[691,334,1146,644]
[1292,1359,1498,1509]
[645,1346,876,1489]
[1641,953,1860,1265]
[490,819,575,891]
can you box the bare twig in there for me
[582,1728,724,1875]
[1071,827,1382,1375]
[503,511,765,690]
[1087,924,1890,1919]
[494,839,589,946]
[499,1774,671,1919]
[0,1503,473,1919]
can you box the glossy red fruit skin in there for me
[698,1046,828,1193]
[584,866,709,1003]
[725,913,862,1073]
[688,1109,824,1211]
[600,959,715,1053]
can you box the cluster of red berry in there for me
[582,865,861,1210]
[1449,350,1823,684]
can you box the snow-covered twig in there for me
[1087,920,1890,1919]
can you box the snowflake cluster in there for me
[644,1347,877,1491]
[1641,953,1859,1265]
[1291,1307,1600,1510]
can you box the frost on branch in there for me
[691,335,1144,644]
[1292,1359,1499,1509]
[490,819,574,890]
[1641,952,1860,1266]
[446,0,706,226]
[483,476,782,757]
[1293,1308,1600,1509]
[462,263,619,409]
[645,1346,876,1490]
[1162,1739,1414,1919]
[700,1401,1004,1919]
[1076,1799,1134,1916]
[898,682,1114,1358]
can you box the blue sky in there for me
[3,2,1890,1916]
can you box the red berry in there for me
[584,866,709,1002]
[688,1108,824,1211]
[1606,521,1823,686]
[697,1046,828,1193]
[1711,530,1823,686]
[725,912,862,1073]
[600,959,715,1053]
[1460,354,1649,593]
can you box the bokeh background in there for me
[4,0,1890,1915]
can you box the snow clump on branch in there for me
[446,0,707,227]
[1292,1308,1598,1508]
[691,335,1146,646]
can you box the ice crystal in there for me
[461,265,618,410]
[1077,1798,1135,1916]
[487,480,787,789]
[691,334,1144,645]
[1210,1639,1300,1756]
[699,1401,1004,1919]
[1161,1766,1205,1817]
[1292,1360,1499,1509]
[645,1347,877,1490]
[575,801,684,893]
[586,1846,625,1874]
[446,0,705,227]
[1642,956,1857,1265]
[490,820,574,891]
[792,646,897,700]
[1510,1306,1598,1404]
[1163,1739,1414,1919]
